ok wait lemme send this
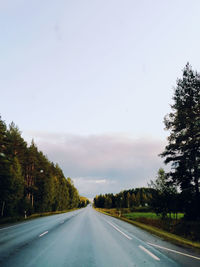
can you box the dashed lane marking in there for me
[139,245,160,261]
[39,231,48,237]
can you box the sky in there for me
[1,0,200,198]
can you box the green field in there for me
[124,212,184,220]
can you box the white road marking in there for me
[96,210,145,243]
[147,242,200,261]
[39,231,48,237]
[139,245,160,261]
[105,220,132,240]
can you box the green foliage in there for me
[0,115,80,218]
[79,196,90,208]
[124,212,184,220]
[149,168,178,219]
[66,178,79,209]
[9,157,24,214]
[161,63,200,220]
[93,188,153,209]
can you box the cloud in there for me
[72,177,117,198]
[25,132,166,198]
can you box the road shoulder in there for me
[94,208,200,252]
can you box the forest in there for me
[0,118,88,218]
[94,188,153,210]
[94,63,200,222]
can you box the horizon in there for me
[1,1,200,198]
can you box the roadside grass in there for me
[124,212,184,220]
[95,208,200,251]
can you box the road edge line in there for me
[105,219,132,240]
[147,242,200,261]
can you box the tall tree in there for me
[25,140,39,208]
[0,117,11,216]
[8,157,24,215]
[0,116,81,217]
[161,63,200,219]
[149,168,177,218]
[126,192,131,208]
[130,193,136,207]
[6,122,27,163]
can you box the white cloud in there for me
[25,131,167,198]
[72,177,118,198]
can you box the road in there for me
[0,206,200,267]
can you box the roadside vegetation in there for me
[94,64,200,244]
[124,212,184,220]
[0,118,89,223]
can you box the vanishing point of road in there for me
[0,206,200,267]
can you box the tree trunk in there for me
[31,194,34,207]
[1,201,5,217]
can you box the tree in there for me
[25,140,39,208]
[105,195,112,209]
[135,191,140,207]
[66,177,79,209]
[126,192,131,208]
[161,63,200,219]
[0,118,25,216]
[149,168,177,219]
[6,122,27,165]
[9,157,24,214]
[0,115,81,217]
[0,117,11,216]
[130,193,136,207]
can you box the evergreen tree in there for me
[130,193,136,207]
[149,169,177,218]
[126,192,131,208]
[135,191,140,207]
[66,177,79,209]
[161,63,200,219]
[0,117,11,216]
[6,122,27,164]
[25,140,39,208]
[105,195,112,208]
[0,115,81,217]
[9,157,24,214]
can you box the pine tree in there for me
[149,169,177,218]
[130,193,136,207]
[161,63,200,219]
[135,191,140,207]
[126,192,131,208]
[8,157,24,214]
[105,195,112,208]
[0,117,11,216]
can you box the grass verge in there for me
[95,208,200,250]
[124,212,184,220]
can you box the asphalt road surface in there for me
[0,206,200,267]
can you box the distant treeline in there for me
[0,117,88,218]
[94,188,153,210]
[93,181,184,218]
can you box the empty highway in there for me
[0,206,200,267]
